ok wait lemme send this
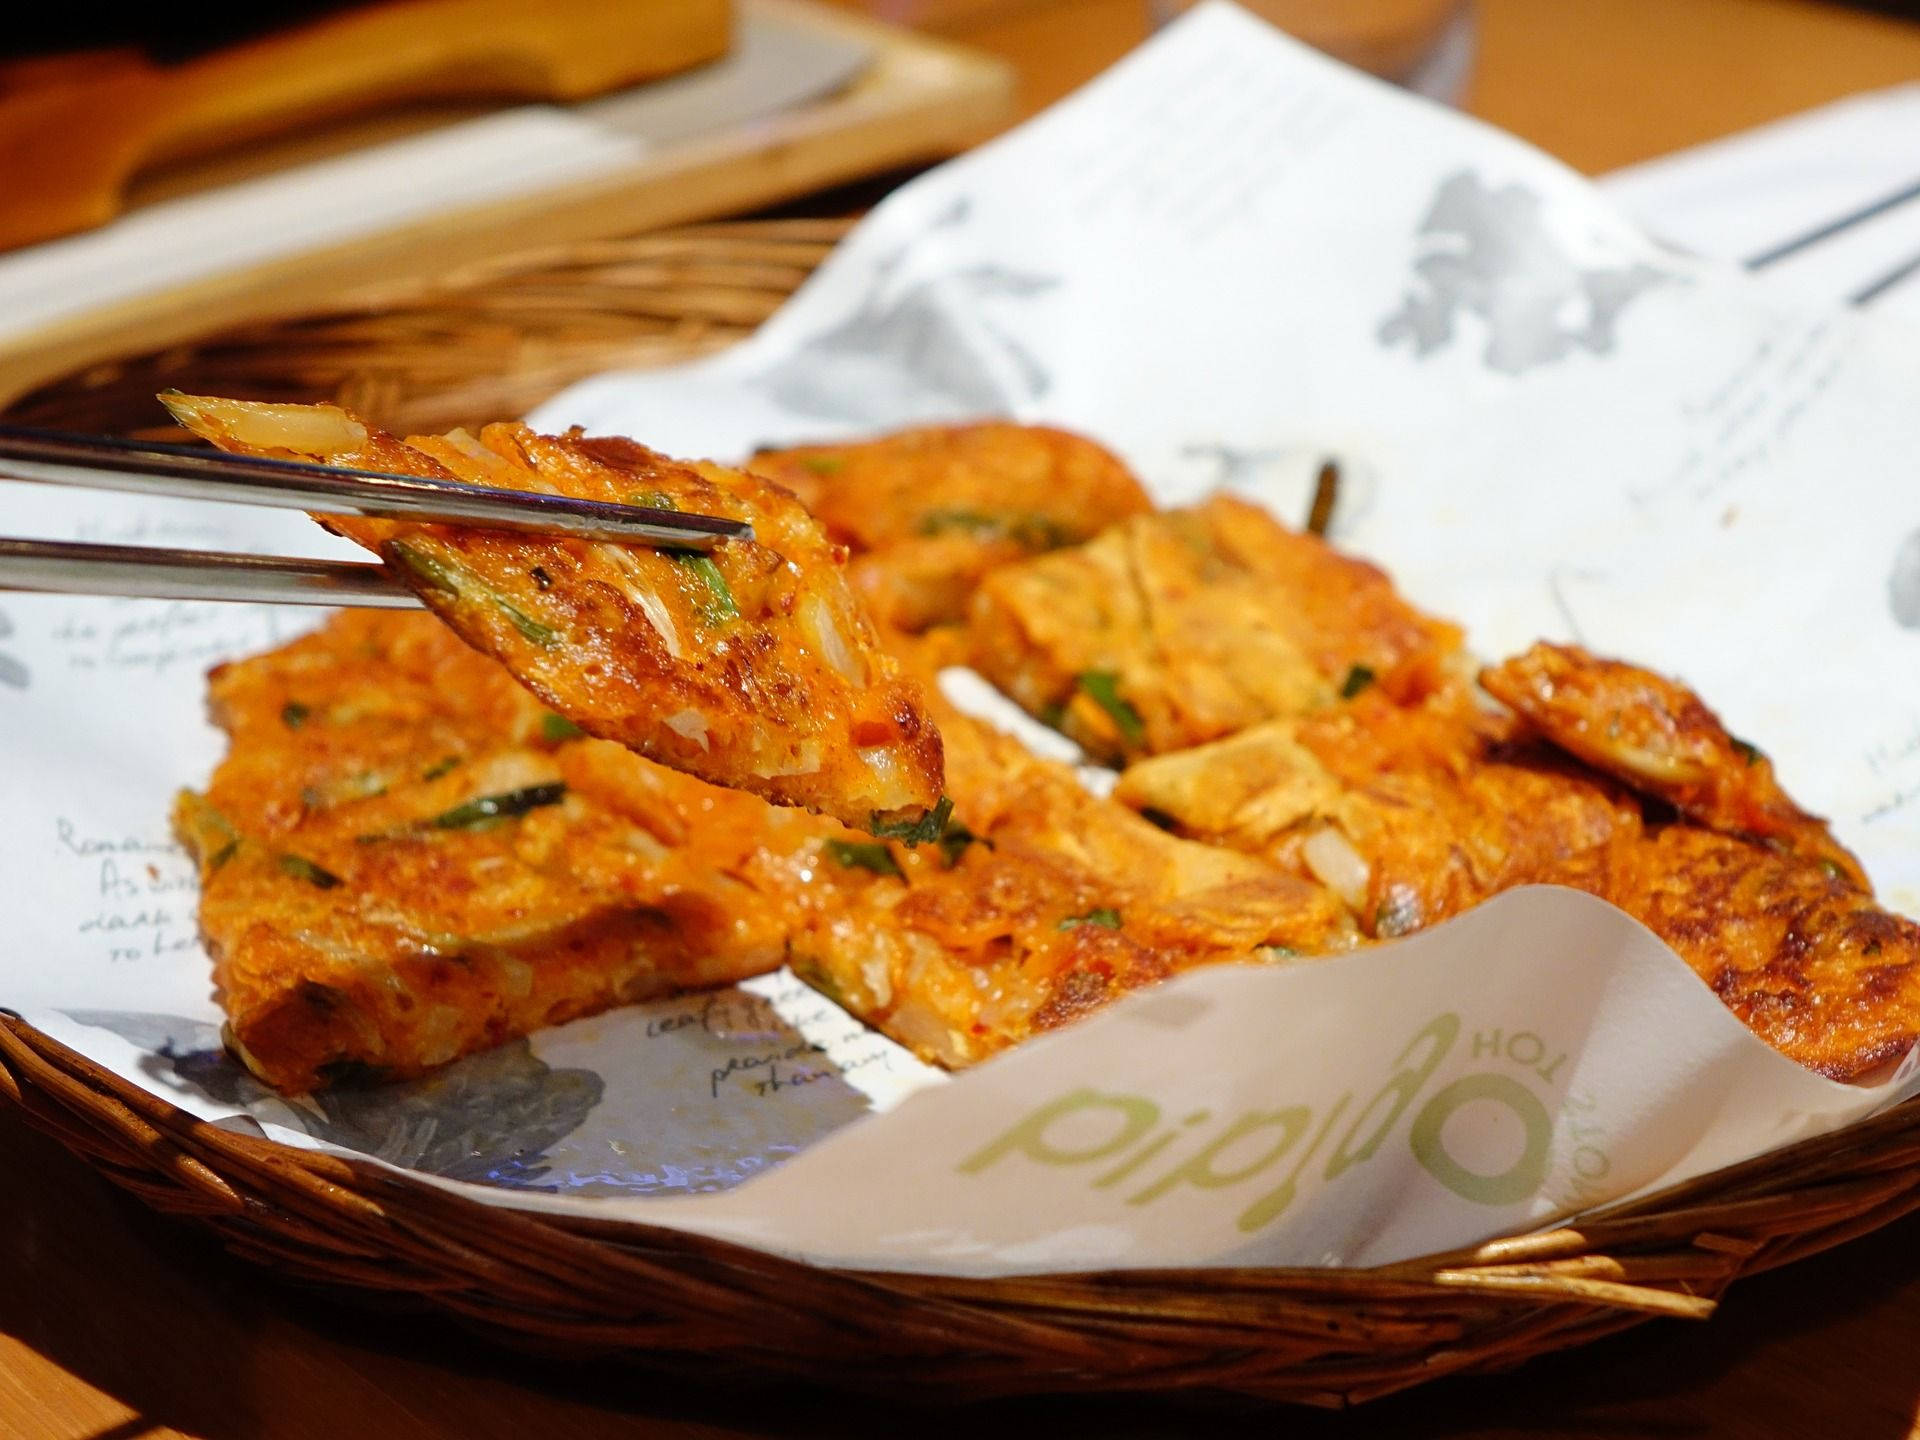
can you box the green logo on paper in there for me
[957,1013,1609,1230]
[1408,1072,1552,1205]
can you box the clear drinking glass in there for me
[1149,0,1476,104]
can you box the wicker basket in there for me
[8,219,1920,1407]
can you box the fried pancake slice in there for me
[967,496,1465,762]
[1472,644,1919,1080]
[182,614,1352,1089]
[1114,687,1643,939]
[1548,827,1920,1081]
[748,423,1153,632]
[789,680,1359,1067]
[176,611,824,1092]
[1481,643,1866,887]
[1119,643,1920,1080]
[161,394,943,832]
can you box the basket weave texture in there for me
[8,219,1920,1407]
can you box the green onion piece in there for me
[792,959,847,1007]
[421,755,462,781]
[917,508,1070,551]
[1731,737,1764,767]
[672,553,738,622]
[825,839,904,879]
[389,541,556,647]
[281,701,310,728]
[179,795,242,871]
[278,853,342,890]
[937,823,980,869]
[1075,671,1146,747]
[625,492,738,621]
[498,602,557,646]
[430,782,568,830]
[869,796,955,847]
[1340,664,1377,699]
[541,713,586,743]
[798,455,844,476]
[1059,907,1121,931]
[389,540,464,594]
[868,797,982,866]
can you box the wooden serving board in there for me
[0,0,1013,408]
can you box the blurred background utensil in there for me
[0,0,1010,409]
[0,0,732,253]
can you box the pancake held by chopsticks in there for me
[162,393,944,834]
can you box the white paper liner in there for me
[8,3,1920,1275]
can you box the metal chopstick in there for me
[0,538,420,608]
[0,426,752,549]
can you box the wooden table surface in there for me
[9,1,1920,1436]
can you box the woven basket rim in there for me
[10,1005,1920,1405]
[9,218,1920,1406]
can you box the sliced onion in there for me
[494,955,535,1001]
[1602,741,1706,787]
[1301,826,1370,913]
[748,739,824,778]
[162,393,366,456]
[857,745,922,809]
[439,427,514,478]
[801,596,864,686]
[664,707,711,751]
[596,545,685,660]
[620,828,671,863]
[884,999,971,1066]
[632,587,683,660]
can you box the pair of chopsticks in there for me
[0,427,751,607]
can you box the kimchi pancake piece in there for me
[967,496,1465,762]
[1549,825,1920,1081]
[161,394,943,832]
[787,660,1358,1067]
[1114,687,1643,938]
[181,614,1358,1089]
[1481,642,1866,886]
[1119,647,1920,1080]
[178,612,821,1092]
[749,423,1153,631]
